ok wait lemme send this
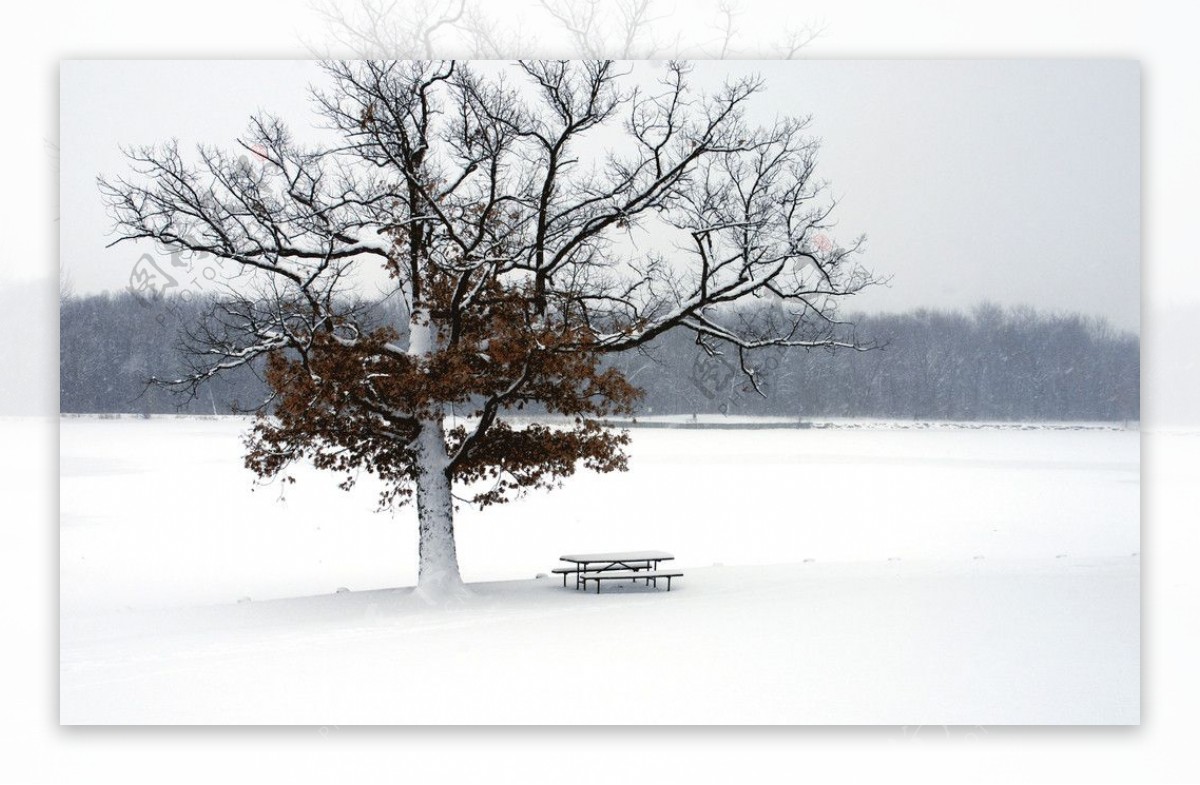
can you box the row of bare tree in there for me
[61,292,1138,422]
[611,303,1140,422]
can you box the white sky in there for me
[60,59,1140,332]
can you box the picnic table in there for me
[553,550,682,593]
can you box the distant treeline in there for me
[612,304,1140,422]
[60,292,1139,422]
[60,292,270,415]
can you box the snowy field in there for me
[60,416,1140,724]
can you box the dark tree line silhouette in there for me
[61,292,1138,422]
[612,302,1139,422]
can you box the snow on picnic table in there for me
[59,415,1139,724]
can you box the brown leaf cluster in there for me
[243,275,641,509]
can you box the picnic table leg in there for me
[667,576,672,591]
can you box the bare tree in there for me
[100,60,875,597]
[309,0,823,60]
[310,0,473,59]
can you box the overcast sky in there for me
[60,59,1140,332]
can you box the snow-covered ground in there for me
[60,416,1139,724]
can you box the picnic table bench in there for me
[555,550,681,593]
[579,568,683,593]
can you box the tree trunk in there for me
[408,306,467,600]
[413,414,466,599]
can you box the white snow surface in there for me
[60,416,1139,724]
